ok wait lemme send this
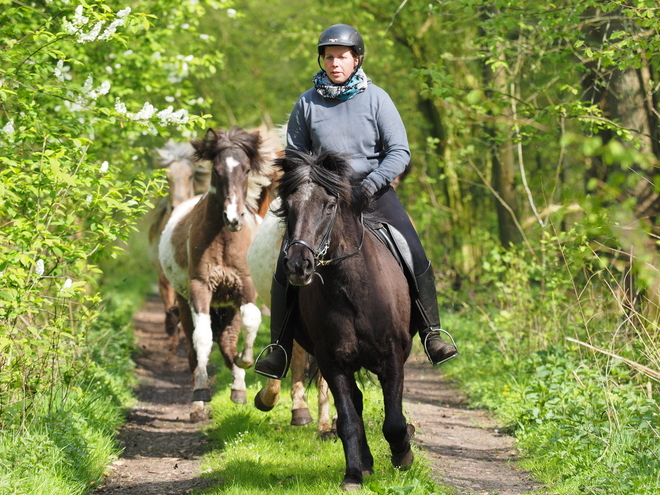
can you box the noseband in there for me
[283,200,365,268]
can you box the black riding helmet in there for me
[317,24,365,72]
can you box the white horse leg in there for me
[190,307,214,402]
[234,302,261,369]
[290,343,313,426]
[230,363,247,404]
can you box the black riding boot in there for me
[414,263,459,366]
[254,276,295,379]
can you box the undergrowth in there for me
[440,234,660,495]
[0,231,154,495]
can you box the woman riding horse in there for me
[254,24,458,380]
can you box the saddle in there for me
[369,223,418,292]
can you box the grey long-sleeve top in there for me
[286,80,411,195]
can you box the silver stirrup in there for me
[254,343,290,380]
[423,328,459,366]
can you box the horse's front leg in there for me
[378,363,414,470]
[216,307,248,404]
[321,366,369,491]
[188,281,215,403]
[233,301,261,369]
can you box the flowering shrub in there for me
[0,0,231,428]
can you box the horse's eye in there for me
[327,202,336,213]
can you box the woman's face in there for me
[323,46,358,84]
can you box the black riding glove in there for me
[354,180,376,209]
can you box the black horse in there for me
[263,150,415,491]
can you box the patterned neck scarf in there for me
[313,68,368,101]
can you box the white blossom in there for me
[157,106,189,125]
[100,161,109,173]
[133,102,157,121]
[98,7,131,40]
[35,259,45,277]
[115,99,127,114]
[63,5,89,34]
[2,120,14,135]
[227,8,237,18]
[165,96,175,103]
[77,20,104,43]
[85,194,93,203]
[82,75,94,93]
[54,60,72,82]
[200,34,209,40]
[62,278,72,289]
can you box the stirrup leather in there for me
[254,343,290,379]
[423,328,459,366]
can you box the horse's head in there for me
[191,127,265,232]
[156,141,210,209]
[275,151,363,286]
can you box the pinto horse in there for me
[148,141,211,353]
[258,150,415,491]
[159,127,272,421]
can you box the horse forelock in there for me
[275,151,354,218]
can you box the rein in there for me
[284,203,365,268]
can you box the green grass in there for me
[196,324,451,495]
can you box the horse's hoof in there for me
[190,401,208,423]
[192,388,211,402]
[391,447,414,470]
[254,390,275,412]
[340,481,362,492]
[291,408,313,426]
[230,389,247,404]
[234,352,254,369]
[318,428,337,441]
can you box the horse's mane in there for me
[274,150,378,226]
[156,140,210,194]
[191,126,276,215]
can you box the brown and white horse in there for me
[158,126,272,421]
[148,141,211,354]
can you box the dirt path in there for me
[97,294,545,495]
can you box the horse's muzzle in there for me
[284,247,314,286]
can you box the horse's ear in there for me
[319,152,348,175]
[155,148,171,167]
[277,149,306,174]
[191,128,218,160]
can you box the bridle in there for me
[283,199,365,268]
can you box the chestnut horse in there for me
[257,150,415,491]
[148,141,211,353]
[159,127,272,421]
